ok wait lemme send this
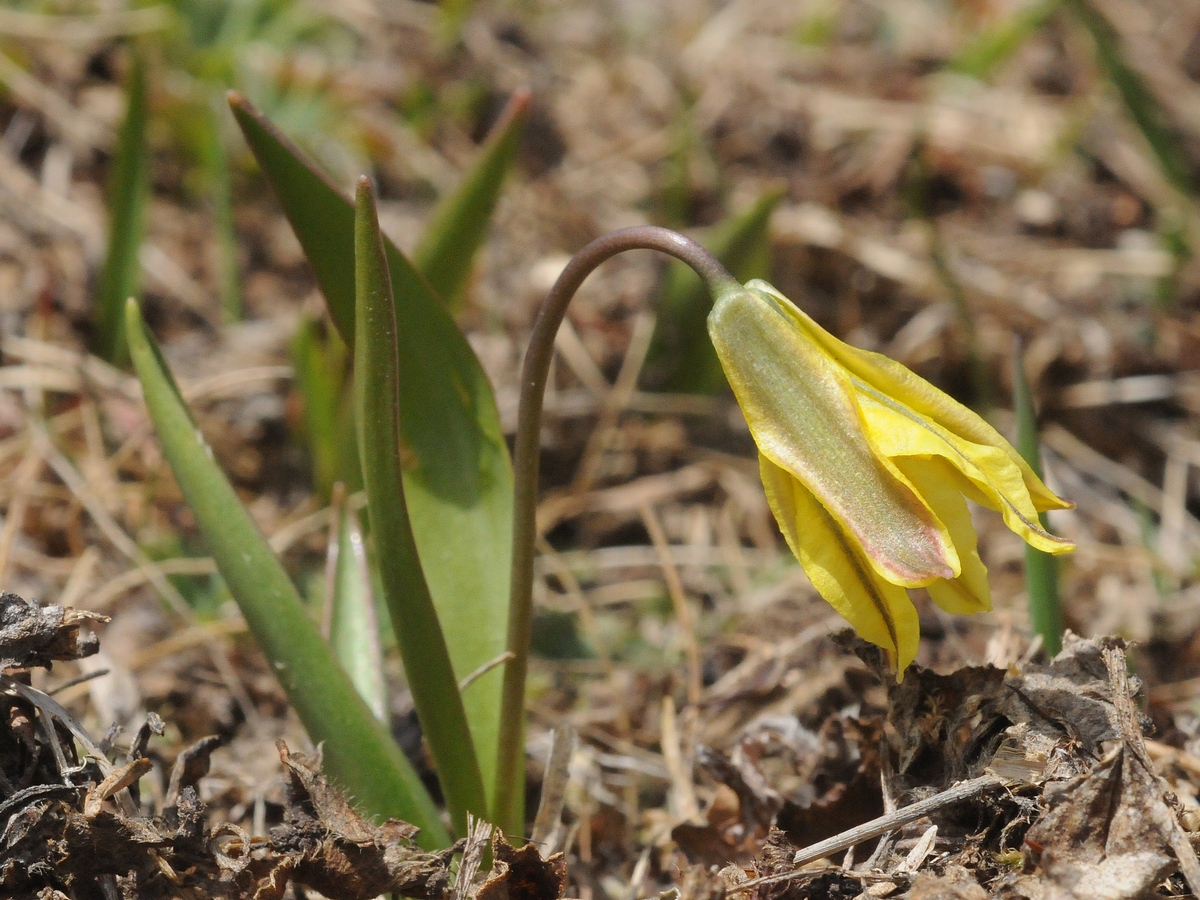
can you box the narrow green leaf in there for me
[1013,346,1064,657]
[354,178,488,833]
[1065,0,1195,196]
[200,100,242,322]
[291,314,360,499]
[231,92,514,798]
[125,299,448,847]
[650,188,785,393]
[93,53,150,365]
[328,508,387,720]
[948,0,1063,80]
[414,89,529,313]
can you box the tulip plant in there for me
[124,92,1074,847]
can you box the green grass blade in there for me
[948,0,1063,80]
[413,89,529,313]
[329,508,387,720]
[1013,345,1064,657]
[650,188,785,393]
[1065,0,1195,196]
[290,314,361,499]
[124,298,448,847]
[93,53,150,365]
[354,178,488,832]
[231,92,514,799]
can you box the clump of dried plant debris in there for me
[0,591,469,900]
[10,583,1200,900]
[677,634,1200,900]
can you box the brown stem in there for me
[493,226,735,837]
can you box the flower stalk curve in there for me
[494,227,736,838]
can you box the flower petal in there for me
[760,453,920,677]
[709,285,958,587]
[896,457,991,615]
[856,389,1074,555]
[746,280,1072,513]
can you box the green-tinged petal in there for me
[897,458,991,615]
[745,279,1072,513]
[760,454,920,675]
[856,389,1074,556]
[709,283,958,587]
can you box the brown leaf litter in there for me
[680,635,1200,899]
[7,585,1200,898]
[0,591,456,899]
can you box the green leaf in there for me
[948,0,1063,80]
[1013,345,1063,657]
[354,178,488,832]
[125,298,448,847]
[291,314,360,499]
[328,508,387,720]
[649,188,785,393]
[231,92,514,799]
[93,53,150,365]
[414,89,529,313]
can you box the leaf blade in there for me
[1013,345,1064,657]
[93,53,150,365]
[125,298,448,846]
[355,178,488,832]
[328,508,387,720]
[231,93,514,797]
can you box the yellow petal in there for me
[746,280,1072,513]
[855,388,1073,554]
[897,458,991,615]
[760,454,920,677]
[709,285,958,587]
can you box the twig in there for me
[727,774,1003,894]
[458,651,515,693]
[531,723,577,852]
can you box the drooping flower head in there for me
[708,279,1073,677]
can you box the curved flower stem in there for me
[494,226,736,837]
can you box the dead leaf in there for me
[477,834,568,900]
[0,592,106,670]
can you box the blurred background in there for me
[4,0,1200,887]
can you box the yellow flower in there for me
[708,279,1074,677]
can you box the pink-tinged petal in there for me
[896,458,992,615]
[760,454,920,678]
[746,280,1072,513]
[709,285,958,587]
